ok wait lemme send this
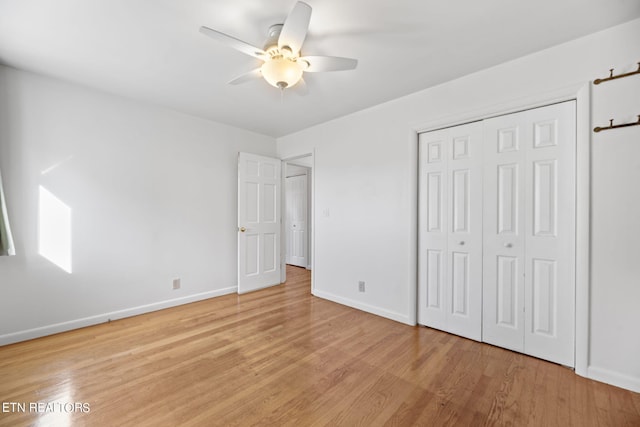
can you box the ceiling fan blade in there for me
[228,68,262,85]
[291,78,308,96]
[199,26,266,59]
[278,2,312,54]
[299,56,358,72]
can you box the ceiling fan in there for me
[199,1,358,93]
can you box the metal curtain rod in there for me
[593,115,640,133]
[594,62,640,85]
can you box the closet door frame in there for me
[411,83,591,377]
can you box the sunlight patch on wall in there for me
[38,186,72,273]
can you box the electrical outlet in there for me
[172,278,181,290]
[358,281,365,292]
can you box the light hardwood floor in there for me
[1,266,638,426]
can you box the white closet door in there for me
[523,102,576,366]
[482,112,527,352]
[446,123,484,340]
[419,128,449,331]
[483,101,576,366]
[419,121,483,341]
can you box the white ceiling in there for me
[1,0,639,137]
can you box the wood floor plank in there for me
[1,265,639,426]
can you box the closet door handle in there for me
[504,243,513,248]
[459,241,465,246]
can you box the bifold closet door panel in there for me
[482,113,527,353]
[418,122,483,341]
[523,102,576,367]
[446,122,483,341]
[418,128,449,331]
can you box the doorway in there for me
[282,154,314,288]
[285,169,308,268]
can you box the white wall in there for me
[277,18,640,391]
[590,64,640,390]
[0,66,276,344]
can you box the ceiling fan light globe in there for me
[261,57,303,89]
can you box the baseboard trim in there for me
[587,365,640,393]
[0,287,237,346]
[312,289,412,326]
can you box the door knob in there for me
[504,243,513,248]
[239,227,246,232]
[459,241,465,245]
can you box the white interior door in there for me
[418,121,483,341]
[285,174,307,268]
[238,152,282,294]
[483,101,576,366]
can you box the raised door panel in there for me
[531,258,557,336]
[244,234,259,276]
[497,164,519,235]
[426,250,444,309]
[532,160,557,237]
[452,170,469,233]
[245,182,259,224]
[496,255,519,328]
[451,252,469,316]
[263,183,277,223]
[427,173,444,232]
[263,233,277,272]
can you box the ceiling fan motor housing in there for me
[264,24,284,54]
